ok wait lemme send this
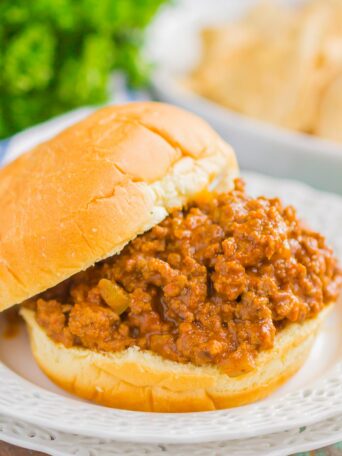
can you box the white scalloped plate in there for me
[0,172,341,444]
[0,413,342,456]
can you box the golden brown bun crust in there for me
[20,306,331,412]
[0,102,238,311]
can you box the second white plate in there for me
[0,412,341,456]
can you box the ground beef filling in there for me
[30,180,341,376]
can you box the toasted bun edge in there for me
[20,305,332,412]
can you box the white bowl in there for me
[147,0,342,194]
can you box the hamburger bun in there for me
[0,102,238,311]
[20,305,330,412]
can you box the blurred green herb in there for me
[0,0,167,138]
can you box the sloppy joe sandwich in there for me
[0,102,340,412]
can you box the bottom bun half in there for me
[20,306,331,412]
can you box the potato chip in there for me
[315,74,342,142]
[189,0,342,143]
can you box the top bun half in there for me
[0,102,238,311]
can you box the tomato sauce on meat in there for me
[28,180,341,375]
